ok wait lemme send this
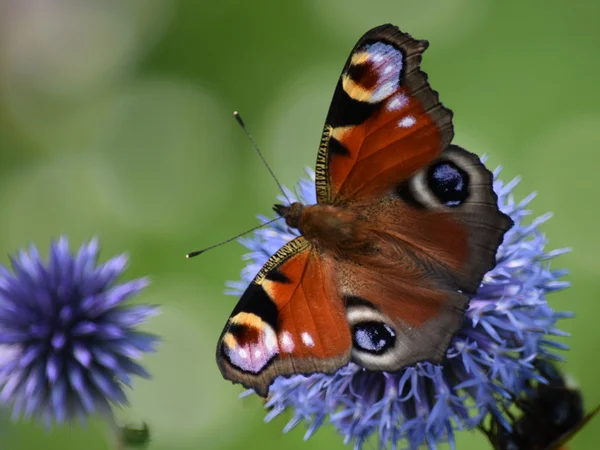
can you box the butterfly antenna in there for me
[186,216,283,259]
[233,111,292,204]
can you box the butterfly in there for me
[480,360,599,450]
[216,24,513,397]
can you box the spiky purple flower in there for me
[226,164,572,449]
[0,237,159,425]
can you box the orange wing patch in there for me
[221,312,279,374]
[270,250,350,362]
[329,90,442,201]
[216,237,352,397]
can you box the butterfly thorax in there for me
[274,202,367,253]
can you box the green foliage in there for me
[0,1,598,449]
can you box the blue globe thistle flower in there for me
[0,237,160,426]
[226,164,572,450]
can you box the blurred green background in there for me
[0,0,598,449]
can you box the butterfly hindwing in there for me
[397,145,513,293]
[216,237,352,396]
[351,144,512,296]
[338,261,468,370]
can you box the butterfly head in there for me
[273,202,304,229]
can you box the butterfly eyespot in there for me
[221,319,279,374]
[342,42,403,104]
[426,161,470,207]
[346,63,375,89]
[352,321,396,354]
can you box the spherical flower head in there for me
[0,237,160,426]
[226,164,572,449]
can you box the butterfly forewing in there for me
[216,237,351,396]
[315,24,453,204]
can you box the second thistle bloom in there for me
[227,167,571,449]
[0,237,160,425]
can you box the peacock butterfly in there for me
[216,24,513,397]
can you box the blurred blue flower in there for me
[0,237,160,426]
[226,165,572,449]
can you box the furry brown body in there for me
[275,202,368,256]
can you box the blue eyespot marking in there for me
[427,161,470,206]
[352,322,396,354]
